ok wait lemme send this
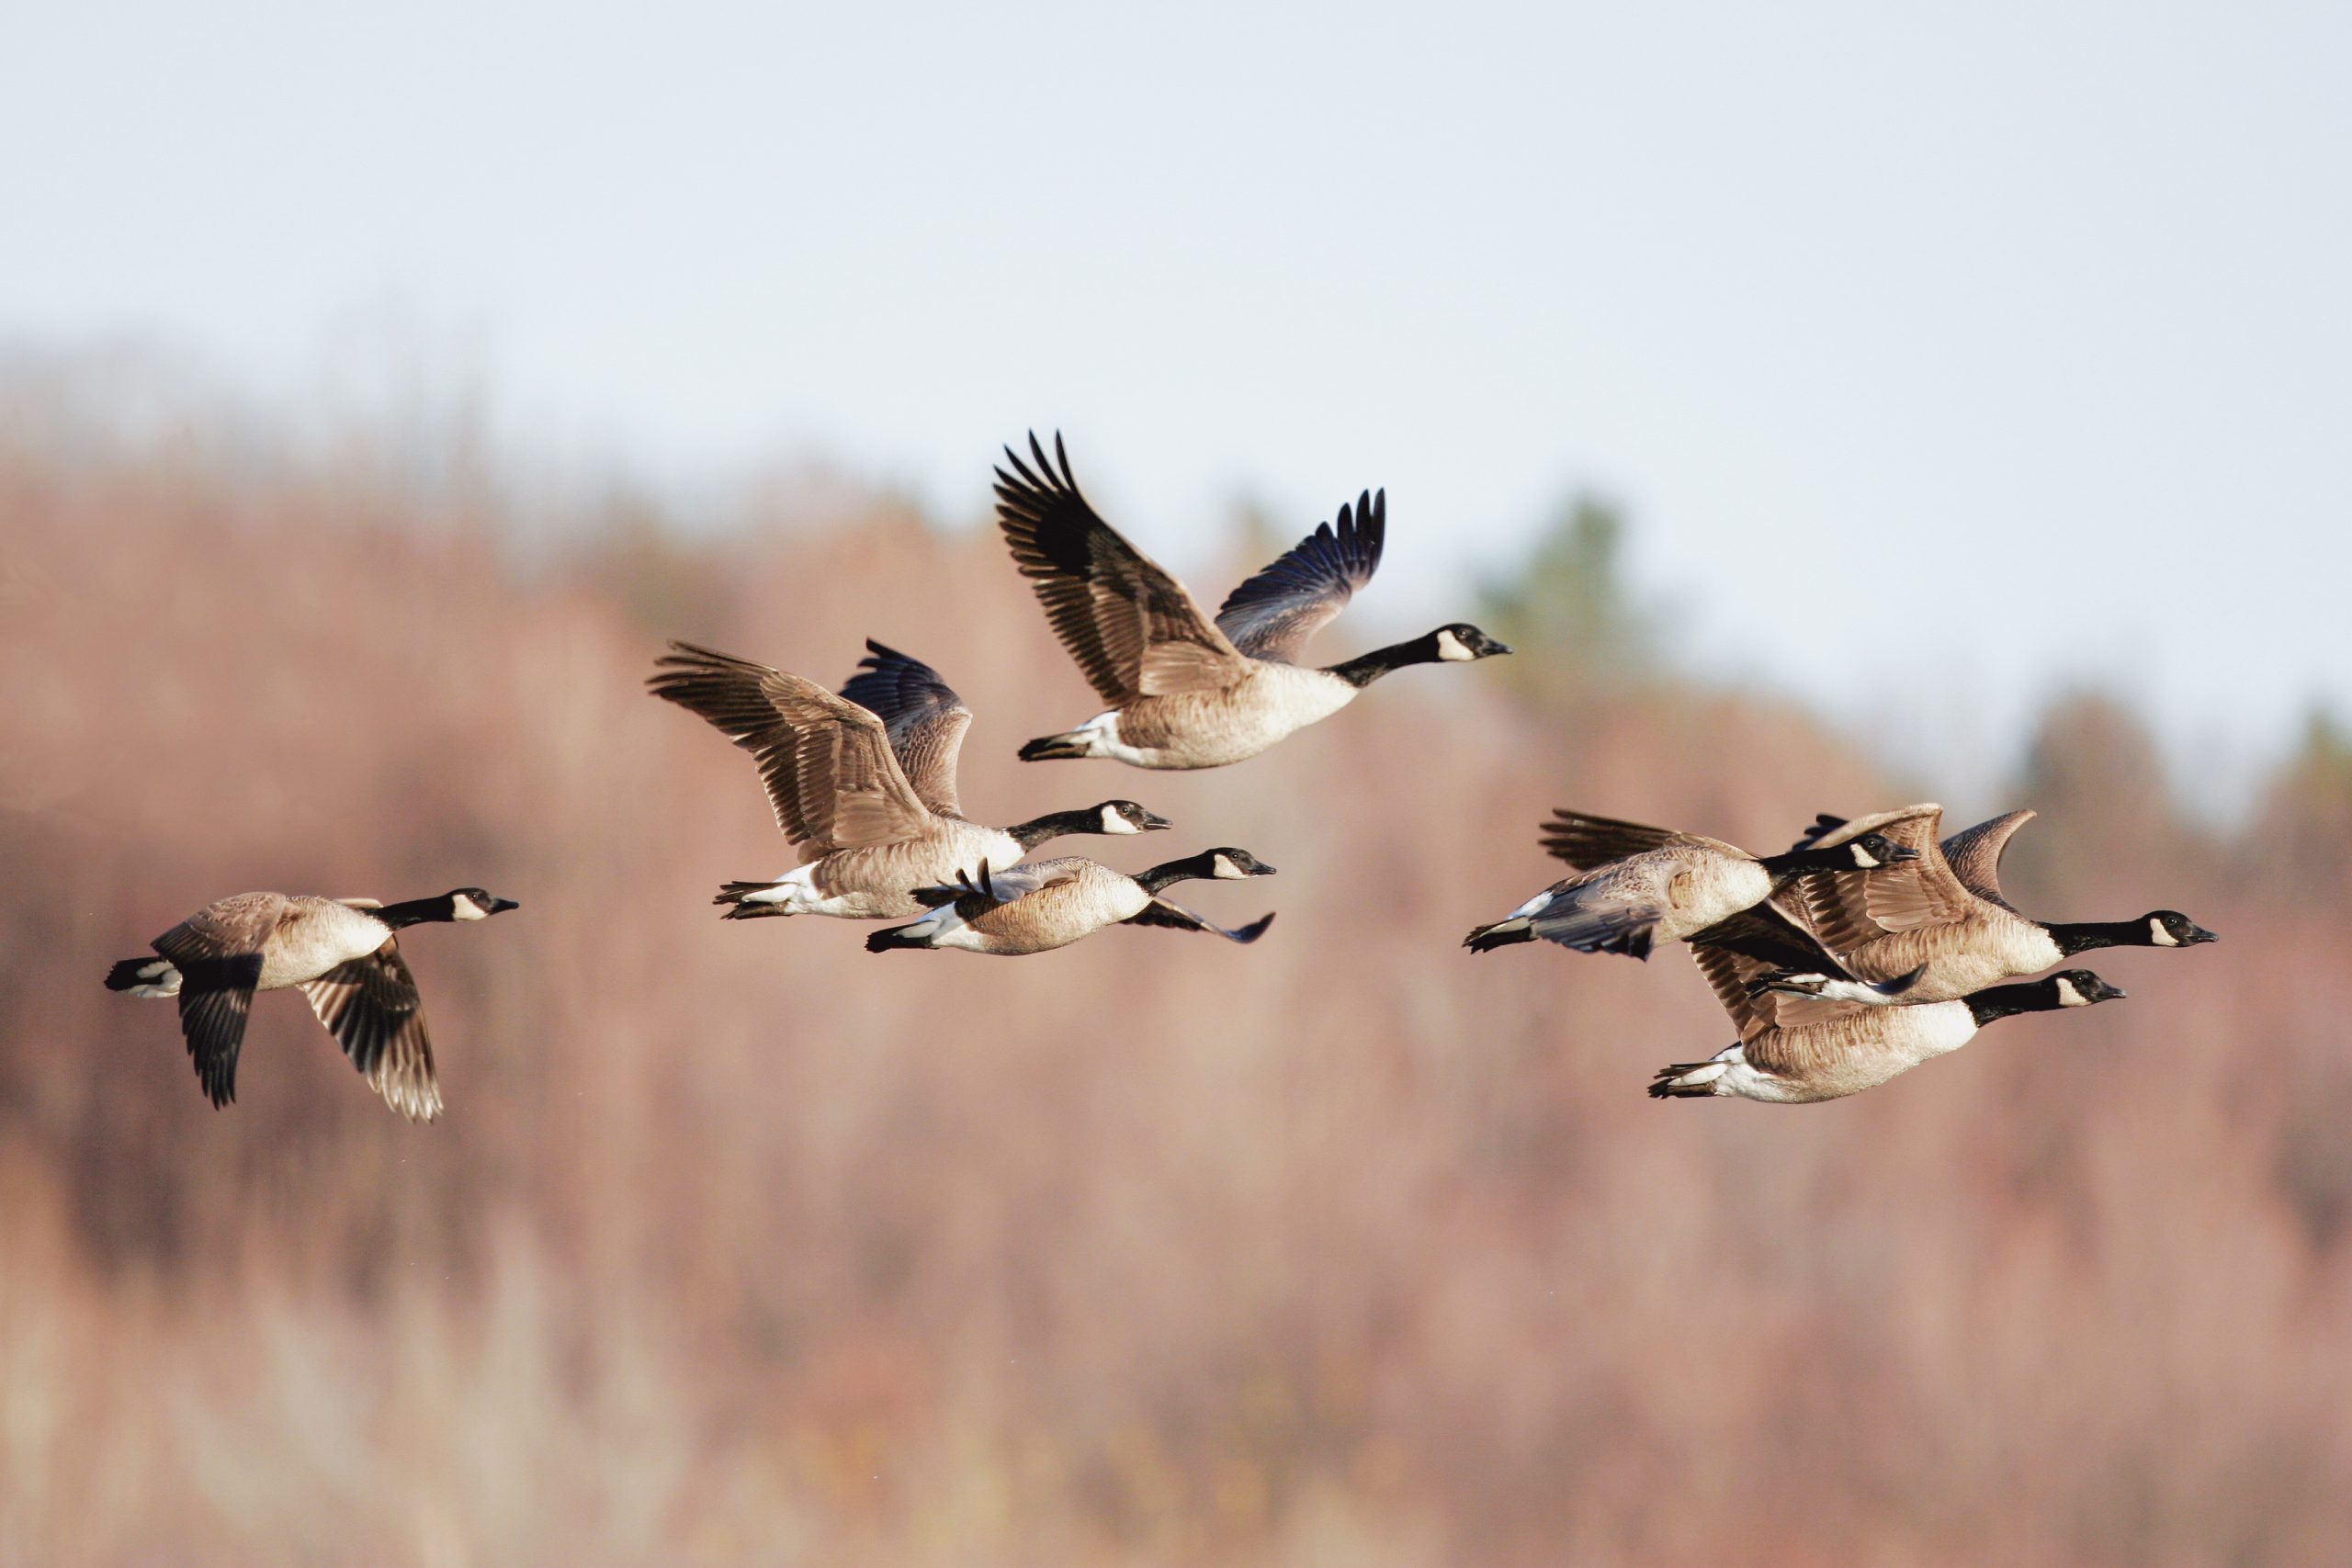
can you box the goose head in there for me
[446,888,522,921]
[1096,801,1173,835]
[2139,910,2218,947]
[1430,624,1513,662]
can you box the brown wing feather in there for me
[1794,805,1976,953]
[1690,944,1781,1045]
[650,642,936,852]
[300,939,442,1122]
[1540,809,1748,870]
[993,433,1245,704]
[1940,809,2036,914]
[1690,932,1890,1046]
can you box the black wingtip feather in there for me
[1229,912,1275,944]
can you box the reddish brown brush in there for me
[0,423,2343,1566]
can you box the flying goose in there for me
[650,640,1171,919]
[1463,808,1919,961]
[1755,805,2217,1008]
[993,434,1510,770]
[104,887,518,1120]
[1649,942,2125,1103]
[865,847,1277,956]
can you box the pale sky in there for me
[6,1,2346,797]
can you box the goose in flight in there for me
[650,640,1170,919]
[1650,942,2124,1103]
[994,434,1510,769]
[866,848,1277,956]
[1464,807,1919,962]
[1756,806,2215,1007]
[105,887,517,1120]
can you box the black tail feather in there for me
[105,957,156,991]
[1463,920,1534,953]
[1647,1063,1718,1100]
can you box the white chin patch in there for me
[451,895,489,920]
[2148,918,2178,947]
[1849,847,1882,868]
[1212,854,1246,880]
[1435,629,1476,661]
[2055,976,2088,1007]
[1102,807,1141,835]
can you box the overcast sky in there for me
[6,1,2346,797]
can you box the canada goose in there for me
[1649,942,2125,1103]
[104,888,517,1120]
[1463,808,1920,961]
[650,640,1171,919]
[1754,806,2217,1008]
[994,434,1510,770]
[866,848,1277,956]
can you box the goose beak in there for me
[2187,923,2218,944]
[1249,862,1278,875]
[1887,845,1922,863]
[1483,637,1514,657]
[488,897,520,914]
[1138,810,1174,831]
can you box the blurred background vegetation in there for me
[3,371,2348,1567]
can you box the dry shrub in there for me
[1,421,2346,1567]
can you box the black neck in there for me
[1136,855,1213,895]
[1327,634,1441,689]
[1966,981,2059,1026]
[1755,847,1863,879]
[1007,807,1104,851]
[2042,919,2143,956]
[373,895,453,930]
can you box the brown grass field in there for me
[3,403,2349,1565]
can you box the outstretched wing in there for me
[1690,944,1782,1045]
[1500,858,1685,959]
[911,859,1082,919]
[1689,942,1879,1044]
[1687,901,1852,978]
[838,639,974,818]
[300,939,442,1122]
[1541,808,1746,870]
[1125,899,1276,943]
[1939,809,2036,914]
[1214,489,1385,662]
[994,432,1248,705]
[650,642,937,854]
[152,907,279,1110]
[154,944,264,1110]
[1793,804,1973,953]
